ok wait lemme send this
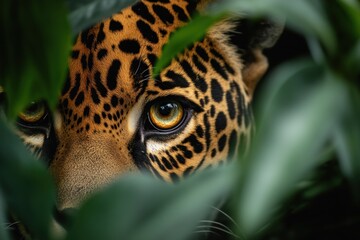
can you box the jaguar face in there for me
[3,0,282,211]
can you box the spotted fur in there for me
[3,0,282,211]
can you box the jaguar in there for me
[2,0,282,237]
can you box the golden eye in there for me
[18,102,46,123]
[149,101,184,130]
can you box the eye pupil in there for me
[24,102,42,115]
[158,103,176,117]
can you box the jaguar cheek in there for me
[49,135,137,210]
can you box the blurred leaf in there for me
[0,191,10,240]
[0,0,71,119]
[335,0,360,38]
[66,166,235,240]
[258,58,315,118]
[343,40,360,80]
[67,0,138,34]
[306,36,327,64]
[153,13,225,77]
[326,1,360,50]
[333,86,360,195]
[236,59,347,235]
[207,0,336,57]
[326,1,360,80]
[0,120,56,239]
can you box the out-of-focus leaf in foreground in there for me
[333,87,360,195]
[207,0,336,57]
[0,0,71,119]
[153,13,225,77]
[67,0,138,34]
[236,59,348,235]
[66,166,235,240]
[0,120,56,239]
[343,40,360,81]
[0,191,10,240]
[324,1,360,80]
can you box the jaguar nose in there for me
[54,207,77,229]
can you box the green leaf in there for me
[333,0,360,39]
[325,1,360,79]
[66,166,235,240]
[0,0,71,119]
[343,40,360,80]
[152,13,225,77]
[67,0,138,34]
[236,59,347,235]
[207,0,337,57]
[0,191,10,240]
[0,121,56,239]
[257,58,315,118]
[333,86,360,196]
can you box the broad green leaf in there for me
[0,0,71,119]
[336,0,360,38]
[153,13,225,77]
[66,166,235,240]
[0,121,56,239]
[257,58,315,118]
[236,60,347,235]
[0,191,10,240]
[333,86,360,195]
[326,1,360,80]
[207,0,336,57]
[67,0,138,34]
[342,0,360,7]
[343,40,360,80]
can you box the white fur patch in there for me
[19,134,44,147]
[127,96,146,135]
[146,118,195,153]
[53,110,63,133]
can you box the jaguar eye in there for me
[148,101,184,130]
[18,102,46,123]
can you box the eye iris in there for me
[18,102,46,123]
[150,101,184,130]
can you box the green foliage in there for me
[207,0,337,56]
[66,167,234,240]
[0,121,56,239]
[0,191,10,240]
[333,88,360,194]
[236,61,349,234]
[0,0,359,240]
[152,13,226,77]
[0,0,71,119]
